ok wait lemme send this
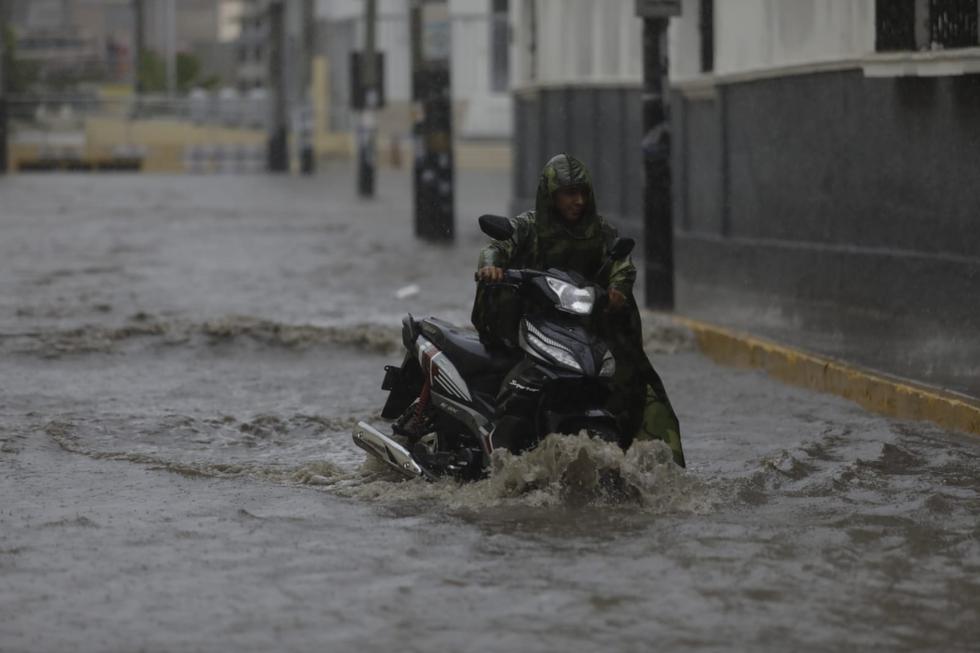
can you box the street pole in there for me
[0,0,8,174]
[267,1,288,172]
[410,0,454,241]
[636,1,680,310]
[165,0,176,99]
[357,0,377,196]
[132,0,144,115]
[300,0,315,174]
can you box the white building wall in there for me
[668,0,703,81]
[511,0,642,87]
[450,0,512,137]
[670,0,876,83]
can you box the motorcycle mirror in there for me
[610,237,635,260]
[478,214,514,241]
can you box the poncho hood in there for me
[534,153,599,240]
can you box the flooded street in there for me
[1,169,978,652]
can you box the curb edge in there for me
[665,314,980,437]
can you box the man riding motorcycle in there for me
[473,153,685,467]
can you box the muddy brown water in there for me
[1,172,977,652]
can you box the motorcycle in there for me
[352,214,635,481]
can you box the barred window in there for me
[876,0,980,51]
[930,0,978,48]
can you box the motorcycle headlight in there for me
[523,323,583,373]
[599,351,616,377]
[546,277,595,315]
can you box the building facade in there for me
[509,0,980,392]
[509,0,646,229]
[669,0,980,368]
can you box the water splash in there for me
[338,433,715,514]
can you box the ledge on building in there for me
[862,47,980,77]
[670,47,980,97]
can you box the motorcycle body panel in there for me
[356,268,624,480]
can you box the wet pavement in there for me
[1,168,978,652]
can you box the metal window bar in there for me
[876,0,917,51]
[929,0,978,48]
[699,0,714,73]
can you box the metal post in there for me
[267,1,288,172]
[300,0,316,174]
[410,0,454,241]
[641,16,674,309]
[132,0,144,115]
[165,0,176,98]
[0,0,8,174]
[357,0,377,196]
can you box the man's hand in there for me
[477,266,505,283]
[606,288,626,312]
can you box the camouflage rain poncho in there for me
[473,154,685,467]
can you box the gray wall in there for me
[512,86,644,237]
[674,69,980,330]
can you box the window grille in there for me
[876,0,979,51]
[929,0,978,48]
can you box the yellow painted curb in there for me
[670,315,980,436]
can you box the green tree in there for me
[139,50,216,94]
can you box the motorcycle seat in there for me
[419,318,517,376]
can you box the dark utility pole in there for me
[0,0,8,174]
[300,0,316,174]
[636,0,680,310]
[267,1,289,172]
[410,0,454,241]
[357,0,378,196]
[132,0,144,115]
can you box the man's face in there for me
[554,186,588,224]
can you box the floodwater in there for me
[1,170,978,652]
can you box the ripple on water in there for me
[45,416,715,517]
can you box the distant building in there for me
[235,0,271,90]
[7,0,243,88]
[141,0,243,88]
[7,0,112,83]
[317,0,513,140]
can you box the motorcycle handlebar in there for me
[475,269,607,296]
[473,268,535,285]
